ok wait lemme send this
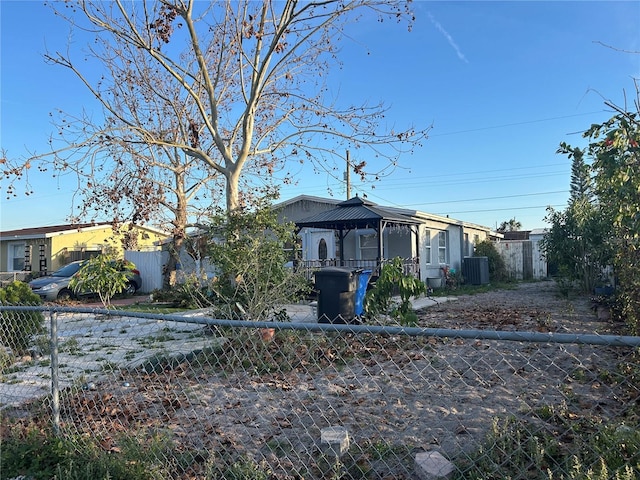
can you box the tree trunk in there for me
[163,186,189,288]
[226,168,241,213]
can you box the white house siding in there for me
[419,223,462,282]
[418,222,491,285]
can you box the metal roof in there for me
[295,196,420,231]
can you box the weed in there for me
[62,337,81,355]
[101,361,119,373]
[205,453,272,480]
[571,367,588,382]
[123,349,142,361]
[265,438,292,457]
[0,420,194,480]
[454,413,640,479]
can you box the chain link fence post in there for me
[49,310,60,435]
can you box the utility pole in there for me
[345,150,351,199]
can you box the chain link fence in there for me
[1,303,639,479]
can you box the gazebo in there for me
[294,196,422,277]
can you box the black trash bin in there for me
[314,267,360,323]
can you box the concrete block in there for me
[320,426,350,457]
[415,451,455,480]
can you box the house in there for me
[275,195,500,286]
[0,223,169,281]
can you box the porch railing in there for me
[295,257,420,281]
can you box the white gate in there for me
[495,240,547,281]
[125,250,167,293]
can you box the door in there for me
[307,230,336,263]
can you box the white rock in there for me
[415,450,455,479]
[320,426,350,457]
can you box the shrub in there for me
[364,257,427,326]
[474,240,508,282]
[69,254,130,307]
[0,281,45,355]
[203,205,310,321]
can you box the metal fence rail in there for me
[0,271,31,287]
[1,305,639,479]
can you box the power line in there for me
[283,161,571,198]
[403,190,569,207]
[284,169,569,200]
[428,111,607,137]
[436,204,566,215]
[373,171,568,190]
[398,162,569,180]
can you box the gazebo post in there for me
[413,225,421,280]
[338,227,345,267]
[377,220,384,273]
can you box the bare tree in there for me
[2,0,429,284]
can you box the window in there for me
[69,250,102,262]
[8,243,25,271]
[424,230,432,264]
[283,237,300,263]
[438,231,447,264]
[358,233,378,260]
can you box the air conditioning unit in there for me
[463,256,490,285]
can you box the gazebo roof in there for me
[295,196,420,231]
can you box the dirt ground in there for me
[418,279,614,333]
[6,280,634,479]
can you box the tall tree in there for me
[558,143,593,203]
[542,132,614,294]
[1,1,429,285]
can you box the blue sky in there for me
[1,1,639,232]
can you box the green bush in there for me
[204,205,310,321]
[0,281,44,355]
[364,257,427,326]
[70,254,130,307]
[474,240,508,282]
